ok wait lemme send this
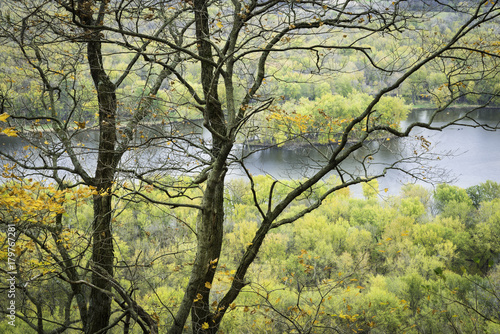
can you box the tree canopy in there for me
[0,0,500,333]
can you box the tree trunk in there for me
[167,2,230,332]
[86,37,117,334]
[88,191,114,334]
[190,1,228,332]
[190,169,226,333]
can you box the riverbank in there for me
[410,103,499,110]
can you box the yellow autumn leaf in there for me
[205,281,212,289]
[194,293,203,302]
[73,121,86,129]
[2,127,18,137]
[201,322,209,330]
[0,113,9,122]
[216,21,223,28]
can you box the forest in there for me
[0,0,500,333]
[1,178,500,333]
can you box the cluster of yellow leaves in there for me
[0,113,18,137]
[0,179,95,278]
[70,185,100,200]
[0,175,98,227]
[0,180,68,224]
[73,120,88,129]
[266,110,312,134]
[335,310,359,322]
[213,264,236,284]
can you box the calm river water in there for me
[230,107,500,195]
[1,107,499,196]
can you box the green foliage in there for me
[1,0,500,332]
[467,180,500,208]
[435,183,472,206]
[362,179,379,199]
[434,183,474,221]
[257,92,409,145]
[3,175,500,332]
[400,183,432,208]
[399,197,426,219]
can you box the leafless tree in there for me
[0,0,499,333]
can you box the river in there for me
[1,107,499,196]
[230,107,500,195]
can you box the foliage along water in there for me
[1,107,499,196]
[229,107,500,195]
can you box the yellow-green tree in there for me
[1,1,500,334]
